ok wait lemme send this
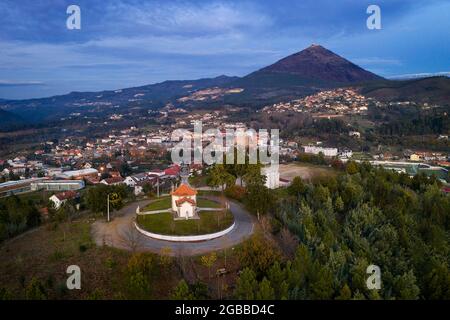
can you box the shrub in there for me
[225,185,247,201]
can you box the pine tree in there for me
[235,268,258,300]
[256,277,275,300]
[171,280,194,300]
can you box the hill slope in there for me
[0,109,27,131]
[360,76,450,105]
[0,75,238,123]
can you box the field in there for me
[136,210,234,236]
[279,162,338,182]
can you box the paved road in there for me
[91,197,255,256]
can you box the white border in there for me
[134,221,235,242]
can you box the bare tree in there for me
[279,227,298,258]
[117,219,144,253]
[259,215,272,234]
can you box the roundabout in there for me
[134,195,235,241]
[91,195,255,256]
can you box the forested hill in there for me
[233,162,450,300]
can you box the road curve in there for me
[91,197,255,256]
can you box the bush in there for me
[25,277,47,300]
[225,185,247,201]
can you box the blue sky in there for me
[0,0,449,99]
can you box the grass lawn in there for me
[137,210,234,236]
[197,198,222,208]
[143,196,171,211]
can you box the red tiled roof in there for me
[55,191,78,201]
[164,165,180,176]
[103,177,124,184]
[171,183,197,196]
[175,197,196,207]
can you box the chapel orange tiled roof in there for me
[171,183,197,196]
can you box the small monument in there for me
[171,163,197,219]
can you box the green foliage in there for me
[256,277,275,300]
[207,164,236,191]
[126,253,155,299]
[224,185,247,201]
[264,163,450,300]
[336,284,352,300]
[287,176,307,197]
[84,184,130,215]
[171,280,194,300]
[237,235,281,276]
[0,195,41,241]
[25,277,47,300]
[235,268,258,300]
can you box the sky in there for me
[0,0,449,99]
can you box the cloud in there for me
[0,80,45,87]
[352,57,402,66]
[388,71,450,79]
[104,1,272,35]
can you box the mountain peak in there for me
[250,44,383,85]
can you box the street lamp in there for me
[107,192,119,222]
[107,193,110,222]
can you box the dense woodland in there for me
[232,162,450,300]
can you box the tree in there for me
[171,280,194,300]
[242,164,265,186]
[246,183,274,218]
[336,284,352,300]
[84,184,128,216]
[235,268,258,300]
[126,253,154,298]
[200,252,217,279]
[394,271,420,300]
[287,176,307,197]
[159,247,173,268]
[346,161,359,175]
[267,261,288,299]
[256,277,275,300]
[25,277,47,300]
[207,164,235,192]
[118,221,144,253]
[238,235,280,276]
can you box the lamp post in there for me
[107,193,110,222]
[107,192,119,222]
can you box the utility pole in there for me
[107,193,110,222]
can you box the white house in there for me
[124,173,149,187]
[49,191,78,210]
[303,145,338,157]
